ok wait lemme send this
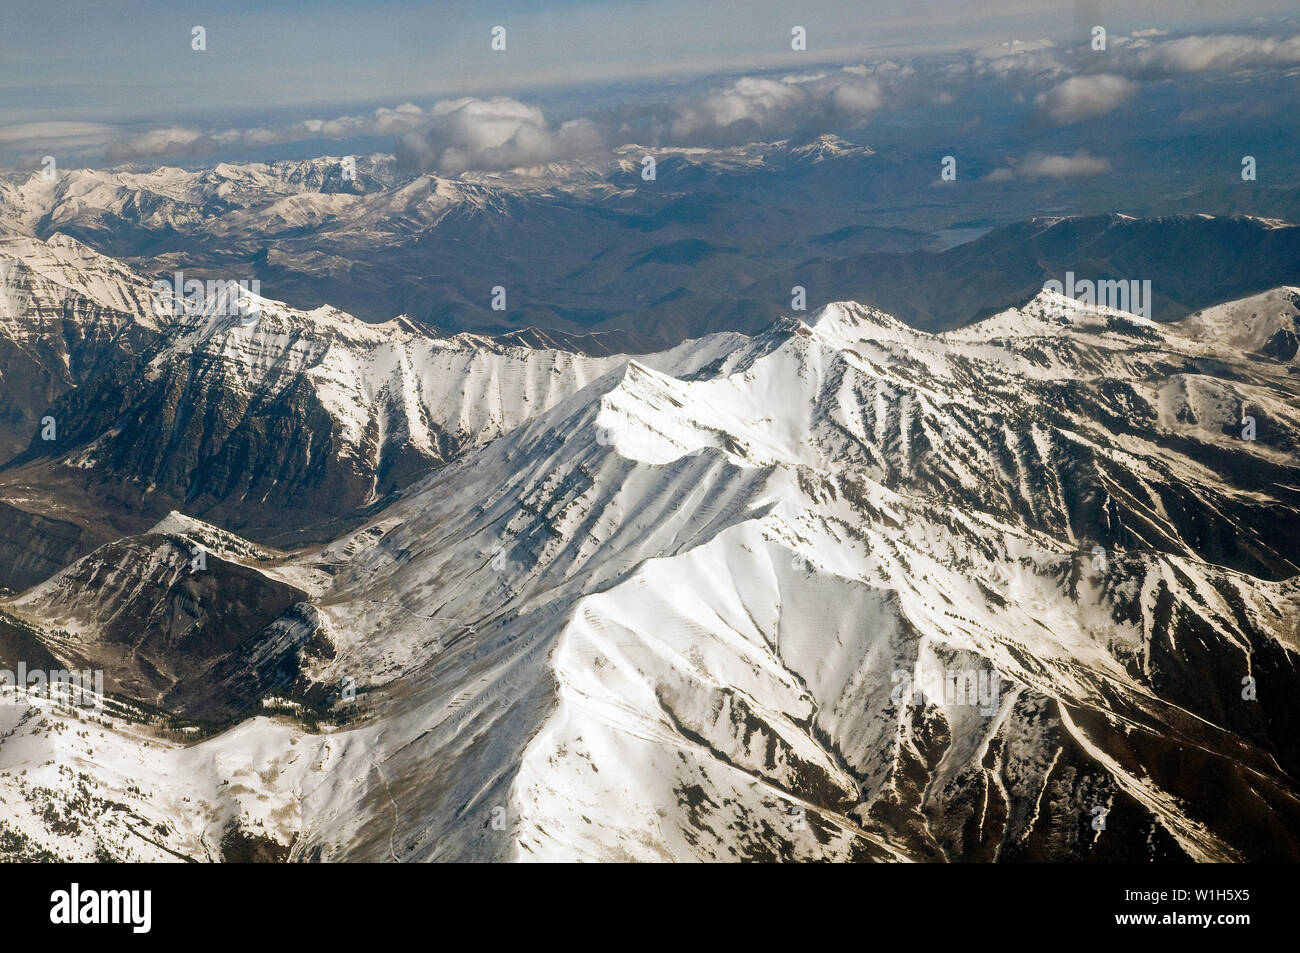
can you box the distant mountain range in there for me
[5,146,1296,344]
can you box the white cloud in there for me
[22,72,882,173]
[969,39,1065,81]
[397,97,604,174]
[0,121,117,154]
[105,127,210,161]
[99,105,435,162]
[1123,33,1300,75]
[1020,151,1111,178]
[1034,74,1138,124]
[398,70,887,173]
[667,72,884,143]
[18,27,1299,173]
[986,151,1111,180]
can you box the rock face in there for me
[0,501,89,594]
[0,233,743,547]
[0,266,1296,862]
[9,531,314,720]
[0,234,162,462]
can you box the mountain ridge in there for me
[1,272,1296,861]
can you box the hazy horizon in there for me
[2,1,1298,172]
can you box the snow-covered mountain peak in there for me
[1172,285,1300,362]
[4,263,1299,861]
[951,289,1164,342]
[787,134,875,162]
[42,231,87,250]
[0,231,161,323]
[150,290,421,366]
[589,360,754,465]
[3,230,110,268]
[802,300,915,345]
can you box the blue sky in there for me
[3,0,1291,121]
[1,1,1297,169]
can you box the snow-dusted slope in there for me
[0,232,160,319]
[0,231,745,543]
[1172,285,1300,363]
[4,289,1298,862]
[0,233,163,465]
[0,142,878,244]
[0,158,395,238]
[139,291,742,484]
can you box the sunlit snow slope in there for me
[2,289,1298,862]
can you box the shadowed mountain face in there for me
[8,533,315,721]
[835,214,1300,331]
[0,233,746,560]
[0,501,90,594]
[0,237,162,462]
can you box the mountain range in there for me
[1,226,1297,861]
[6,147,1298,343]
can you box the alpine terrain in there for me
[0,230,1297,862]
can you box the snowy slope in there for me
[0,233,164,463]
[1172,285,1300,363]
[0,231,747,543]
[4,288,1297,861]
[0,142,879,244]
